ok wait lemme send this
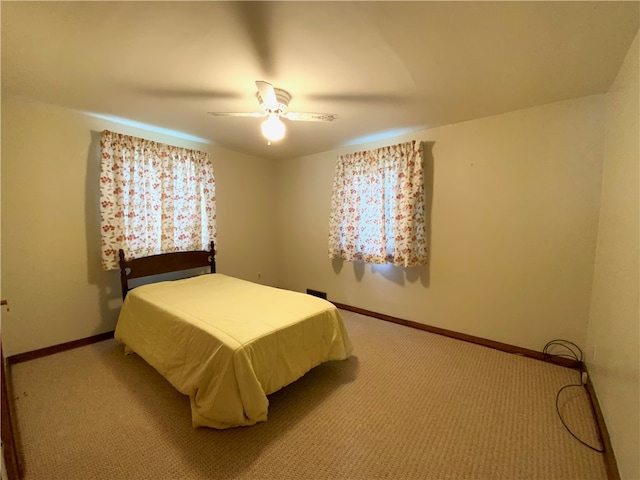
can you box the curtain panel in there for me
[99,130,216,270]
[328,140,427,267]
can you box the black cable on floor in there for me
[543,339,604,453]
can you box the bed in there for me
[114,243,353,429]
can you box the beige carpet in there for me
[10,310,606,479]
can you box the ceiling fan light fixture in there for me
[209,81,336,144]
[261,115,286,142]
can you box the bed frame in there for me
[118,242,216,300]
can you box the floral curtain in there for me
[328,140,427,267]
[99,130,216,270]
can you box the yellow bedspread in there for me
[114,273,353,429]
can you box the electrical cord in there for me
[543,339,604,453]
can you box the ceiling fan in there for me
[207,81,338,144]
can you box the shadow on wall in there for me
[85,130,123,333]
[331,141,434,288]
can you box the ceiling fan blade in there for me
[256,81,278,108]
[232,2,276,77]
[306,93,411,105]
[135,86,242,100]
[207,112,266,118]
[283,112,338,122]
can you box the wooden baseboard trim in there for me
[7,331,115,365]
[584,373,620,480]
[332,302,582,369]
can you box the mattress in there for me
[114,273,353,428]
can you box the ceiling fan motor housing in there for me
[257,88,292,115]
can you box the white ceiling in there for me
[2,1,638,160]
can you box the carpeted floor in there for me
[10,310,606,479]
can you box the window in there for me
[328,140,427,267]
[99,130,216,270]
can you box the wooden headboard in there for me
[118,242,216,300]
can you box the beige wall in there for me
[276,95,606,351]
[1,98,278,356]
[586,32,639,480]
